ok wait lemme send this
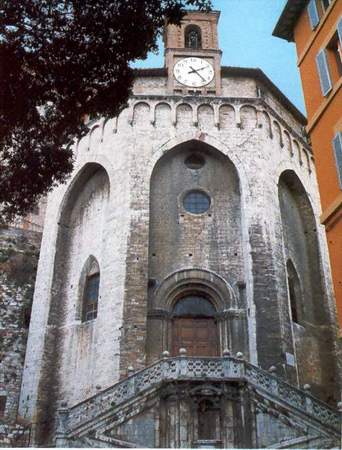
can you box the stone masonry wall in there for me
[0,226,42,446]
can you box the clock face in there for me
[173,57,214,88]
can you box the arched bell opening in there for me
[171,294,219,357]
[184,24,202,49]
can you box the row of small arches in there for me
[79,102,312,173]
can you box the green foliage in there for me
[0,0,211,220]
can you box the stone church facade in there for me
[1,10,340,448]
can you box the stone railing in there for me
[61,356,340,436]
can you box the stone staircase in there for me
[55,356,341,448]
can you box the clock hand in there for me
[188,65,206,82]
[188,66,207,74]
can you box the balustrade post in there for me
[223,349,231,378]
[161,351,171,380]
[268,366,279,396]
[179,348,187,377]
[127,370,136,397]
[303,384,313,415]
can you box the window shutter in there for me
[307,0,319,29]
[337,17,342,48]
[333,132,342,189]
[316,49,332,95]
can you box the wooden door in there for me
[172,317,218,357]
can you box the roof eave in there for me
[272,0,308,42]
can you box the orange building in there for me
[274,0,342,326]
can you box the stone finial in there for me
[96,385,101,390]
[179,348,187,357]
[303,384,311,392]
[223,348,231,357]
[268,366,277,374]
[337,401,342,412]
[127,366,134,376]
[161,350,170,359]
[236,352,244,359]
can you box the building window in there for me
[333,132,342,188]
[338,17,342,48]
[183,190,210,214]
[316,49,332,95]
[184,153,205,170]
[321,0,332,12]
[82,270,100,322]
[185,25,202,49]
[286,260,303,325]
[307,0,320,29]
[329,37,342,77]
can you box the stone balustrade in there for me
[58,356,340,439]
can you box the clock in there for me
[173,57,214,88]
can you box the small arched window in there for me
[185,25,202,49]
[82,259,100,322]
[286,259,303,325]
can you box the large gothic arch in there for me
[146,139,248,362]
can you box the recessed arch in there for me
[219,104,235,129]
[50,163,110,326]
[184,24,202,49]
[278,169,325,324]
[198,104,214,130]
[152,268,237,313]
[57,163,110,226]
[176,103,193,128]
[133,102,150,127]
[155,102,172,128]
[146,138,245,361]
[240,105,257,132]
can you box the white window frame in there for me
[333,132,342,189]
[320,0,332,13]
[308,0,320,29]
[316,49,332,95]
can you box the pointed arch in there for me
[77,256,100,322]
[278,169,325,324]
[50,162,110,325]
[286,259,303,324]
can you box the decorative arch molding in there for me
[275,164,318,219]
[57,159,113,226]
[152,268,238,314]
[147,131,248,192]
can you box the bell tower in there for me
[164,11,222,95]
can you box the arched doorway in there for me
[171,295,219,357]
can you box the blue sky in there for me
[132,0,306,114]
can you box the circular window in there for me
[183,190,210,214]
[185,153,205,170]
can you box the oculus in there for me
[183,190,210,214]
